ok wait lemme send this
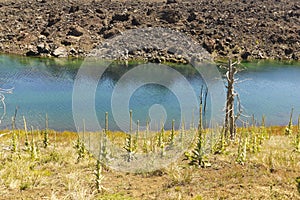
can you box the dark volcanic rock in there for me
[47,16,61,27]
[112,13,130,22]
[166,0,178,4]
[37,43,50,54]
[69,5,79,13]
[159,9,181,24]
[40,29,50,37]
[131,16,142,26]
[187,12,197,22]
[0,0,299,61]
[103,28,121,39]
[67,26,84,37]
[61,40,72,46]
[241,51,251,60]
[26,49,39,56]
[203,39,215,54]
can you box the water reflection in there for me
[0,55,299,131]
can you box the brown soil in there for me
[0,0,299,61]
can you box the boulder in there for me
[67,26,84,37]
[69,5,79,13]
[70,48,77,55]
[95,8,106,14]
[103,28,121,39]
[37,43,50,54]
[53,47,68,57]
[61,40,72,46]
[284,48,293,55]
[132,16,142,26]
[160,10,181,24]
[241,51,251,60]
[166,0,178,4]
[40,29,50,37]
[38,35,47,41]
[203,39,215,54]
[187,12,197,22]
[112,13,130,22]
[47,16,61,27]
[26,45,40,56]
[26,49,39,56]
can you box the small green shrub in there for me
[213,128,227,154]
[236,131,248,165]
[94,160,105,193]
[10,131,17,153]
[157,125,165,157]
[285,108,293,136]
[168,119,175,147]
[186,103,210,168]
[74,135,86,163]
[124,134,135,162]
[295,115,300,152]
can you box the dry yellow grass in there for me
[0,127,299,199]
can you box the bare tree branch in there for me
[0,87,14,124]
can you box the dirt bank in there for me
[0,0,299,62]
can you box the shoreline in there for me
[0,0,299,62]
[0,125,290,134]
[2,52,300,66]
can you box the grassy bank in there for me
[0,125,299,200]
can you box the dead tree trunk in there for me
[225,60,237,140]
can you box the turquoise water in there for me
[0,55,299,131]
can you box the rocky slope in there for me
[0,0,299,61]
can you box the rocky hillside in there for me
[0,0,299,61]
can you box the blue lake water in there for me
[0,54,299,131]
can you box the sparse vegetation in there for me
[213,127,227,154]
[74,132,87,163]
[295,115,300,152]
[94,160,105,194]
[0,118,299,199]
[236,129,248,165]
[43,114,49,148]
[157,124,166,157]
[185,86,211,168]
[285,108,294,136]
[0,122,299,199]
